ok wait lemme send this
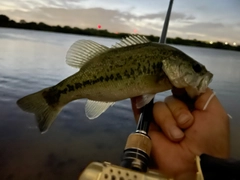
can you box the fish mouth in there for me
[197,72,213,93]
[169,71,213,96]
[184,72,213,98]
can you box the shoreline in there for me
[1,14,239,52]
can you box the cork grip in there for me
[124,133,152,156]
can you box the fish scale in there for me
[17,35,213,133]
[57,45,169,102]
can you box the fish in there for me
[17,35,213,133]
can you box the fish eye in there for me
[192,64,202,73]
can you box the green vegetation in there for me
[0,14,239,51]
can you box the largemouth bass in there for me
[17,35,213,133]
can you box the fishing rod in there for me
[78,0,239,179]
[118,0,175,173]
[136,0,174,142]
[132,0,240,179]
[78,1,176,180]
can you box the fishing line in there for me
[202,91,232,119]
[228,114,232,119]
[202,91,216,110]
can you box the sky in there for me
[0,0,240,44]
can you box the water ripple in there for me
[0,28,240,179]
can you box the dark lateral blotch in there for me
[99,76,104,82]
[105,75,109,82]
[75,83,82,89]
[116,73,122,80]
[59,88,67,94]
[82,80,91,86]
[124,70,130,78]
[110,74,114,80]
[42,87,60,106]
[130,68,134,75]
[67,85,75,92]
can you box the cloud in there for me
[138,12,195,21]
[1,6,195,35]
[186,22,225,30]
[0,0,87,11]
[169,22,240,43]
[1,5,239,43]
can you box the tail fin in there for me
[17,88,62,133]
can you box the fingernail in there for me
[170,126,184,139]
[178,114,191,125]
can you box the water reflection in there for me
[0,28,240,179]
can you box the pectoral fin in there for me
[136,94,155,109]
[85,100,115,119]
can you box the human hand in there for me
[131,88,230,179]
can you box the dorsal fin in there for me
[66,40,109,68]
[112,35,150,48]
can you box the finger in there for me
[165,96,194,129]
[153,102,184,141]
[171,87,195,110]
[130,97,142,122]
[149,121,161,132]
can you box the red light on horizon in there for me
[97,25,101,29]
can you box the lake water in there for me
[0,28,240,180]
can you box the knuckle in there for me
[172,106,186,116]
[153,102,171,125]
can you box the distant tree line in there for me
[0,14,239,51]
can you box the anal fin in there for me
[85,100,115,119]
